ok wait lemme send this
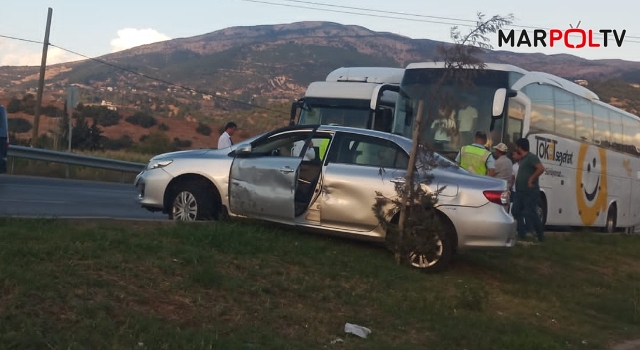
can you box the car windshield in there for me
[392,68,509,159]
[298,98,371,128]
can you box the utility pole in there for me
[31,7,53,147]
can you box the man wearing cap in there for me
[455,130,496,176]
[492,142,513,186]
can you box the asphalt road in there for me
[0,174,167,220]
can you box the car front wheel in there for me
[169,182,215,221]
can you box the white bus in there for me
[392,62,640,233]
[290,67,404,132]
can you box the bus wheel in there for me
[537,195,547,226]
[605,205,617,234]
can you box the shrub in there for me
[125,112,157,128]
[196,123,212,136]
[8,118,33,133]
[103,135,134,150]
[173,137,192,149]
[158,123,170,131]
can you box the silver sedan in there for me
[135,125,516,271]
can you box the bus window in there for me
[623,116,640,156]
[593,104,610,147]
[609,111,624,151]
[575,96,593,143]
[553,88,576,139]
[524,84,554,134]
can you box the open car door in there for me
[228,128,320,224]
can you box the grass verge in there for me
[0,218,639,350]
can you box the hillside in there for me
[2,21,640,151]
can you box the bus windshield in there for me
[298,98,372,128]
[392,68,510,157]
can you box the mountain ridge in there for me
[2,21,640,150]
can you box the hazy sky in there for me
[1,0,638,67]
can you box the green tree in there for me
[125,111,157,128]
[136,131,176,154]
[6,98,21,113]
[71,116,103,151]
[21,94,37,115]
[373,12,514,272]
[196,123,212,136]
[8,118,33,133]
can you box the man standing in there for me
[510,149,525,235]
[513,138,545,242]
[217,122,237,149]
[455,130,496,176]
[492,142,512,185]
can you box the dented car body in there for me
[135,125,516,271]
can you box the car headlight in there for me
[147,159,173,170]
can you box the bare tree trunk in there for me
[397,100,424,263]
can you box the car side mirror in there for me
[234,144,252,157]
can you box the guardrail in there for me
[7,145,146,180]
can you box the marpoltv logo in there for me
[498,21,626,48]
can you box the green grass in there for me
[0,218,639,350]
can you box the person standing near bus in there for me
[513,138,545,242]
[455,130,496,176]
[510,149,526,234]
[492,142,512,185]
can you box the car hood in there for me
[151,148,214,161]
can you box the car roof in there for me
[281,124,413,150]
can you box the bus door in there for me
[503,92,531,150]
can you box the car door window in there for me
[327,133,409,169]
[250,131,314,157]
[247,130,332,161]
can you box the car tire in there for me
[408,221,454,273]
[168,181,216,221]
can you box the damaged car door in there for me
[228,128,318,224]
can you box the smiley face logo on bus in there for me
[575,143,608,225]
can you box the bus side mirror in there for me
[492,89,517,118]
[492,88,507,117]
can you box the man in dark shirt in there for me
[512,138,545,242]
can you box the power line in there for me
[0,34,43,45]
[238,0,471,27]
[279,0,478,24]
[236,0,640,41]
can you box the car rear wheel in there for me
[169,182,215,221]
[408,222,454,273]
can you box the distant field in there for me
[1,218,638,350]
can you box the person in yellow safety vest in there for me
[454,130,496,176]
[318,138,330,161]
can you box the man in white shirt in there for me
[217,122,237,149]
